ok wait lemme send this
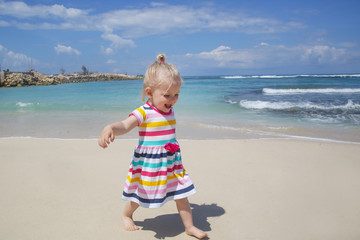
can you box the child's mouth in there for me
[165,104,172,109]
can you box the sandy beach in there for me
[1,138,360,240]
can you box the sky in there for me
[0,0,359,76]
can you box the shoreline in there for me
[1,115,360,146]
[1,135,360,145]
[1,138,360,240]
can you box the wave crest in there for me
[263,88,360,95]
[16,102,35,107]
[222,74,360,79]
[239,100,360,111]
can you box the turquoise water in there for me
[1,75,360,142]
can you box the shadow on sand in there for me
[135,203,225,239]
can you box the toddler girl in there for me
[98,54,208,239]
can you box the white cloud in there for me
[100,33,135,55]
[0,1,305,36]
[150,2,168,7]
[101,46,114,55]
[188,46,232,66]
[54,44,81,55]
[0,19,9,27]
[95,4,304,38]
[106,59,117,64]
[0,1,310,61]
[0,44,36,70]
[0,1,89,19]
[101,33,136,49]
[301,45,347,64]
[185,44,355,69]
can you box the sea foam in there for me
[263,88,360,95]
[16,102,34,107]
[222,74,360,79]
[239,100,360,111]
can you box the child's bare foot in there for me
[122,216,139,231]
[186,226,208,239]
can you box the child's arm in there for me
[98,115,138,149]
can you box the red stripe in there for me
[129,165,184,177]
[139,129,175,136]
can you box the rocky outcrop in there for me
[60,73,144,84]
[0,71,143,87]
[0,72,57,87]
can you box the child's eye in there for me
[163,94,179,98]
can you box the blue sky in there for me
[0,0,359,75]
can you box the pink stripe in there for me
[146,112,163,119]
[139,129,175,136]
[132,169,168,177]
[124,178,191,195]
[135,144,163,150]
[129,164,184,177]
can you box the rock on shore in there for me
[0,71,144,87]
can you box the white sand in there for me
[1,138,360,240]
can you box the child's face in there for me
[147,80,181,113]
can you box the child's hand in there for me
[98,125,115,149]
[98,116,138,149]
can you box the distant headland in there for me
[0,70,144,88]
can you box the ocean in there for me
[1,74,360,143]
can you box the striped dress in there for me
[122,103,196,208]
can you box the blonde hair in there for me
[142,54,183,102]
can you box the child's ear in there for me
[145,87,152,99]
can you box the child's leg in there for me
[122,201,140,231]
[175,198,208,239]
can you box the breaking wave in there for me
[222,74,360,79]
[16,102,35,107]
[263,88,360,95]
[239,100,360,111]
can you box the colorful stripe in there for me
[122,185,195,204]
[123,103,196,208]
[137,107,146,122]
[126,170,187,186]
[129,164,184,176]
[131,155,181,168]
[139,129,175,136]
[139,120,176,128]
[133,150,178,158]
[123,178,191,195]
[138,138,177,146]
